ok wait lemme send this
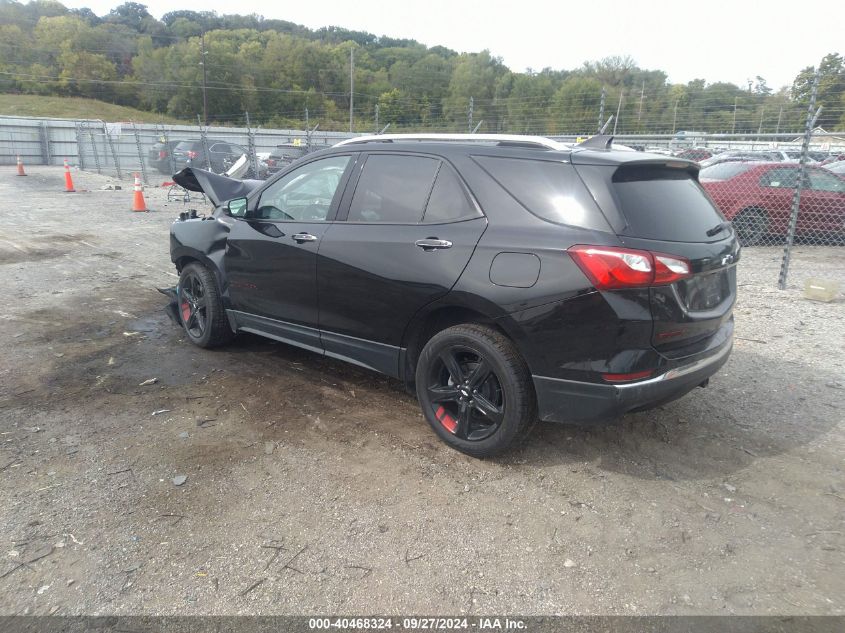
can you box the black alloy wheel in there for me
[416,324,536,457]
[425,346,505,442]
[177,262,234,348]
[179,269,208,340]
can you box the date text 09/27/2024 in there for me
[308,618,527,630]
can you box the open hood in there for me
[173,167,263,206]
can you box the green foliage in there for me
[0,1,841,132]
[791,53,845,129]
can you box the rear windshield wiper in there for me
[706,221,733,237]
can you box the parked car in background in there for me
[266,142,308,175]
[767,149,826,163]
[168,133,739,457]
[171,139,251,174]
[670,130,707,148]
[147,140,181,175]
[674,147,715,162]
[825,160,845,175]
[700,161,845,245]
[699,151,780,168]
[820,154,845,166]
[642,146,673,156]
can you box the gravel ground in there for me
[0,166,843,616]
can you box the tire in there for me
[732,208,768,246]
[415,324,536,458]
[177,262,234,348]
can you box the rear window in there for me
[699,162,756,181]
[473,156,605,230]
[612,166,725,242]
[175,141,198,151]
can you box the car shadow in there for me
[218,334,839,481]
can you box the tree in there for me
[442,51,507,130]
[550,76,603,134]
[791,53,845,129]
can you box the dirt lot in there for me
[0,166,843,616]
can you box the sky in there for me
[58,0,843,90]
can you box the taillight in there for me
[186,150,198,159]
[158,150,167,159]
[266,159,276,166]
[568,245,691,290]
[653,254,691,284]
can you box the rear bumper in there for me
[532,336,733,423]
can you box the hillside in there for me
[0,94,187,123]
[0,1,842,132]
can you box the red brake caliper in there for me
[180,300,191,322]
[435,405,457,434]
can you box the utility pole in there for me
[672,98,679,133]
[349,47,354,133]
[775,105,783,134]
[200,32,208,126]
[374,104,379,134]
[757,106,765,137]
[637,80,645,128]
[597,87,606,134]
[732,96,738,134]
[613,90,623,135]
[468,96,474,134]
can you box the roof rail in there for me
[334,133,570,151]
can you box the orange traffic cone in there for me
[16,155,27,176]
[131,173,149,212]
[63,159,75,192]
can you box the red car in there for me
[700,162,845,245]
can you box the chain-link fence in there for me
[1,113,843,291]
[0,115,354,184]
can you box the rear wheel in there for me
[415,324,536,458]
[732,208,768,246]
[177,262,234,348]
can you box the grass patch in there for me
[0,94,187,124]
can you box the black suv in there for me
[171,139,250,174]
[169,134,739,457]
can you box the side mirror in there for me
[226,197,248,217]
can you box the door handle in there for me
[415,238,452,250]
[292,233,318,243]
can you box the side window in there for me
[423,165,480,223]
[760,168,798,188]
[209,143,227,154]
[256,155,350,222]
[807,169,845,193]
[347,155,440,223]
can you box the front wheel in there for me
[177,262,234,348]
[732,208,768,246]
[415,324,536,457]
